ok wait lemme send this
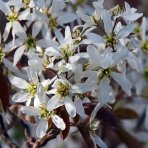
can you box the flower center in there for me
[72,29,82,44]
[49,17,58,29]
[7,11,19,22]
[141,41,148,53]
[27,83,37,96]
[61,44,74,61]
[111,5,122,16]
[102,68,111,76]
[57,82,70,98]
[40,106,54,120]
[0,47,5,63]
[104,33,117,48]
[25,37,36,49]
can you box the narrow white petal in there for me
[97,77,114,103]
[111,72,132,96]
[74,98,86,118]
[9,76,28,89]
[123,13,143,21]
[0,1,11,13]
[32,21,42,37]
[117,24,135,38]
[86,33,104,43]
[90,103,104,122]
[19,9,30,20]
[12,21,25,38]
[58,13,77,25]
[64,96,76,117]
[13,45,26,66]
[21,106,40,116]
[87,45,100,65]
[65,26,71,41]
[36,119,48,138]
[47,95,64,112]
[51,115,66,130]
[45,47,60,56]
[91,133,107,148]
[76,9,92,24]
[3,22,12,41]
[102,10,113,34]
[72,83,91,94]
[12,92,29,102]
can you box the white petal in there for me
[47,95,64,112]
[86,32,104,43]
[64,96,76,117]
[91,133,107,148]
[13,45,26,66]
[58,13,77,25]
[12,92,29,102]
[126,51,143,73]
[51,115,66,130]
[3,22,12,41]
[37,39,51,48]
[112,46,128,66]
[117,24,135,38]
[101,48,112,69]
[87,45,100,65]
[102,10,113,34]
[0,1,11,13]
[21,106,40,116]
[45,47,60,56]
[97,77,114,103]
[90,103,104,122]
[36,119,48,138]
[72,83,91,94]
[9,76,28,89]
[32,21,42,37]
[51,0,65,16]
[54,29,64,45]
[65,26,71,41]
[19,9,30,20]
[74,98,86,118]
[12,21,25,38]
[76,9,92,24]
[111,72,132,96]
[123,13,143,21]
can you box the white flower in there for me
[76,0,104,27]
[9,26,50,66]
[47,78,91,117]
[0,1,29,41]
[21,104,65,138]
[118,2,143,22]
[87,45,132,96]
[9,67,50,106]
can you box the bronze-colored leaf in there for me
[115,127,143,148]
[0,66,9,112]
[115,108,139,119]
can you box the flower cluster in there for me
[0,0,147,147]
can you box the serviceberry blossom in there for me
[0,0,148,148]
